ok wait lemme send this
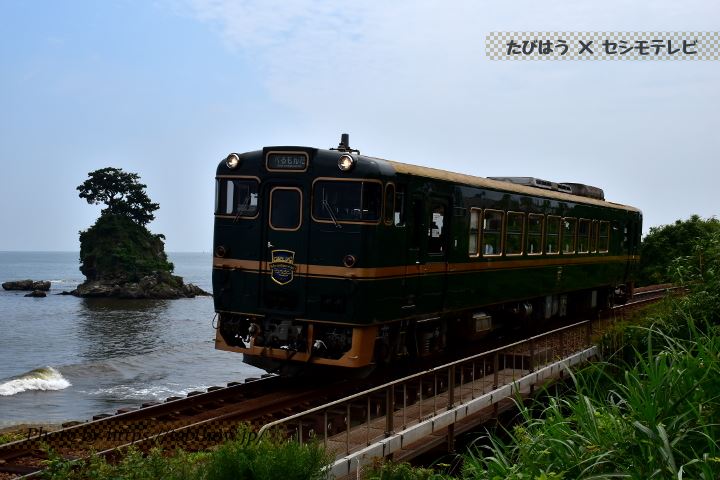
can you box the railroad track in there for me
[626,284,681,306]
[0,284,679,479]
[0,374,374,478]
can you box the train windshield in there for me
[216,178,259,217]
[312,180,381,223]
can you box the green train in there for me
[213,135,641,374]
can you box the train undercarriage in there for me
[215,286,621,376]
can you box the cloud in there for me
[174,0,720,234]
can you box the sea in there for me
[0,252,262,428]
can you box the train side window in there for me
[269,187,302,231]
[482,209,503,256]
[546,215,560,254]
[468,208,481,256]
[312,180,382,223]
[578,219,591,253]
[527,214,544,255]
[562,217,577,254]
[428,205,446,255]
[394,185,406,226]
[598,221,610,252]
[590,220,599,253]
[505,212,525,255]
[362,183,382,221]
[383,184,395,225]
[215,179,220,214]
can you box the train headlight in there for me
[338,154,355,172]
[225,153,241,169]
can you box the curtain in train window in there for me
[598,221,610,252]
[505,212,525,255]
[394,185,406,226]
[578,219,591,253]
[468,209,481,256]
[527,214,544,255]
[428,204,446,255]
[589,220,598,252]
[482,210,503,256]
[546,216,560,254]
[562,218,577,253]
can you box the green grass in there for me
[0,430,25,445]
[363,460,450,480]
[40,425,331,480]
[460,320,720,479]
[367,316,720,480]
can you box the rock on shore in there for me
[71,271,210,299]
[24,290,48,298]
[2,280,51,291]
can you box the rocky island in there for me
[71,167,209,299]
[2,280,50,298]
[2,280,51,291]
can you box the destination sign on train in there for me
[267,153,308,171]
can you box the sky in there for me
[0,0,718,251]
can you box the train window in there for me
[214,179,219,214]
[598,221,610,252]
[468,208,481,256]
[384,184,395,225]
[527,214,544,255]
[221,179,259,217]
[505,212,525,255]
[562,217,577,253]
[269,187,302,231]
[312,180,382,224]
[590,220,599,253]
[225,180,234,214]
[394,185,406,226]
[546,216,560,254]
[482,209,503,256]
[428,205,446,255]
[578,219,591,253]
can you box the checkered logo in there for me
[485,32,720,60]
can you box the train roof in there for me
[378,158,641,213]
[221,136,640,214]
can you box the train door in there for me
[624,214,641,292]
[258,180,309,316]
[414,196,449,313]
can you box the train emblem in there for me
[270,249,296,285]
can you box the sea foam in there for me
[0,366,71,396]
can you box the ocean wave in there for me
[86,382,209,400]
[0,366,71,396]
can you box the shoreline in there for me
[0,423,64,434]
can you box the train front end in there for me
[212,141,388,374]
